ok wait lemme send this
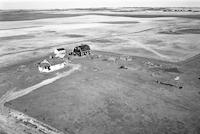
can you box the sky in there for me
[0,0,199,9]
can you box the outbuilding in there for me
[54,48,66,58]
[73,44,91,56]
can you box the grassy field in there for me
[4,51,200,134]
[0,8,200,134]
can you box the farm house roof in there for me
[56,48,65,51]
[39,57,66,66]
[48,58,65,66]
[39,62,50,68]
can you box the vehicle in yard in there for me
[71,44,91,56]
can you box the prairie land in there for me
[1,8,200,68]
[0,8,200,134]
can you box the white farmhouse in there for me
[38,58,67,73]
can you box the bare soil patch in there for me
[145,39,163,45]
[62,34,85,38]
[0,35,35,41]
[159,29,200,34]
[100,21,139,24]
[89,38,113,43]
[0,11,87,21]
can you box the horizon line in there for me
[1,6,200,10]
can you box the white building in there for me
[38,58,67,73]
[54,48,66,58]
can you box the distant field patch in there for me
[6,48,16,51]
[0,26,42,30]
[0,130,8,134]
[63,34,85,38]
[172,43,185,50]
[0,11,86,21]
[100,21,139,24]
[145,39,163,44]
[120,48,157,57]
[163,67,181,73]
[177,29,200,34]
[90,39,113,43]
[159,29,200,34]
[45,30,57,33]
[19,46,34,50]
[0,35,35,41]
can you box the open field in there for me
[0,8,200,134]
[3,51,200,134]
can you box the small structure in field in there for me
[38,57,67,73]
[72,44,91,56]
[119,55,132,61]
[54,48,66,58]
